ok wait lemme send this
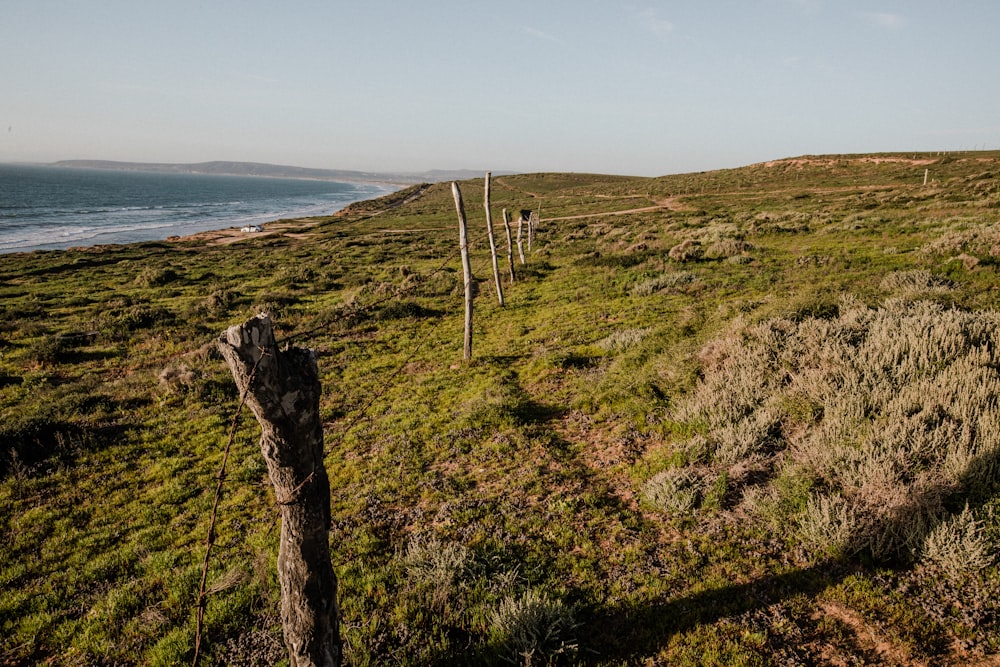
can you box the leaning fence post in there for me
[453,182,474,361]
[502,208,515,284]
[217,314,340,667]
[484,172,505,306]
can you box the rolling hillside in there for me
[3,152,1000,665]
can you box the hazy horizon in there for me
[2,1,998,177]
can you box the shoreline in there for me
[0,165,400,254]
[165,217,324,247]
[2,214,332,255]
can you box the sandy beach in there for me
[167,218,321,246]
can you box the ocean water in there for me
[0,164,390,254]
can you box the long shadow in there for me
[515,259,557,280]
[576,560,844,664]
[476,354,526,367]
[471,358,1000,662]
[512,392,1000,663]
[519,415,839,661]
[1,421,131,478]
[568,442,1000,664]
[514,397,566,426]
[516,417,842,662]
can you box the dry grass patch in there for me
[880,270,954,295]
[665,297,1000,560]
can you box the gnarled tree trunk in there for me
[218,314,340,667]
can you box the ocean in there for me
[0,164,390,254]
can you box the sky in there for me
[1,1,998,177]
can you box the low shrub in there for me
[205,288,235,315]
[135,266,180,287]
[642,467,705,517]
[670,298,1000,560]
[704,238,753,260]
[158,365,197,394]
[251,292,298,320]
[403,536,470,613]
[631,272,696,296]
[880,269,954,294]
[668,240,703,262]
[922,505,994,580]
[25,335,73,365]
[596,328,648,352]
[97,303,175,340]
[488,589,579,666]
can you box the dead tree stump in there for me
[218,314,340,667]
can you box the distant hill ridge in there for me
[50,159,510,185]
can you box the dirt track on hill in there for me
[542,197,693,221]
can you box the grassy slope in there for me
[2,152,1000,665]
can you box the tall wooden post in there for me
[534,203,541,251]
[502,208,515,284]
[453,182,474,361]
[217,314,340,667]
[516,212,526,265]
[528,211,534,253]
[484,172,505,306]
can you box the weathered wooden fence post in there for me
[218,314,340,667]
[527,209,536,253]
[516,212,526,265]
[502,208,515,284]
[484,172,504,306]
[534,203,541,250]
[453,182,474,361]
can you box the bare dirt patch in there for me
[814,601,929,667]
[763,156,937,168]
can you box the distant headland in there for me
[49,159,511,185]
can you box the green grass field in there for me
[3,152,1000,665]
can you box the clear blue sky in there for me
[2,1,997,176]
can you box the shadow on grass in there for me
[513,398,566,426]
[576,561,843,664]
[570,440,1000,664]
[476,354,526,367]
[516,260,557,280]
[1,421,131,479]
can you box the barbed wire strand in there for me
[192,347,265,667]
[248,327,432,549]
